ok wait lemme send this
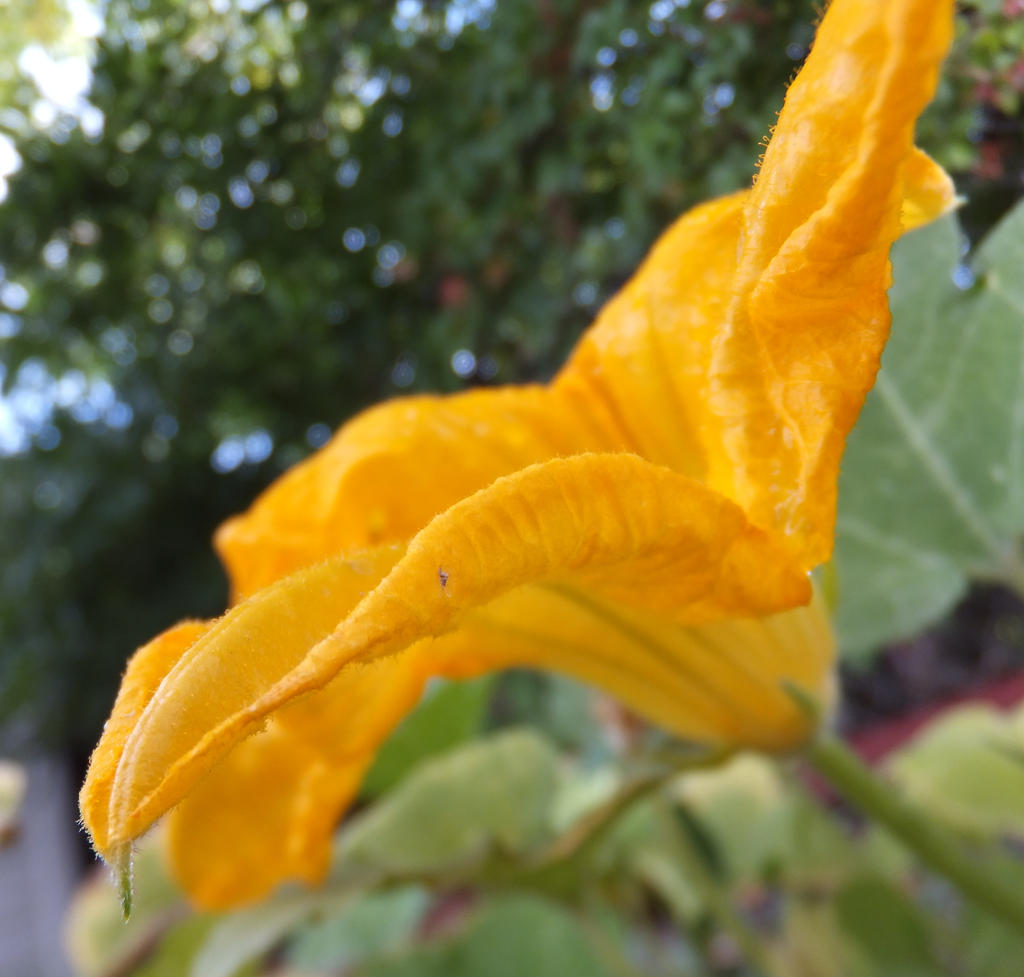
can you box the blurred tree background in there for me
[0,0,1022,767]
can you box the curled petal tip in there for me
[900,148,959,233]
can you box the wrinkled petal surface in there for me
[217,386,625,600]
[706,0,955,564]
[554,193,747,480]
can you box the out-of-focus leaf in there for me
[332,729,563,882]
[836,201,1024,657]
[359,894,615,977]
[361,677,495,798]
[64,832,184,977]
[326,731,710,912]
[669,755,863,890]
[672,754,791,883]
[834,877,940,977]
[585,793,702,923]
[189,890,339,977]
[194,739,711,976]
[780,901,846,977]
[857,826,915,882]
[958,886,1024,977]
[776,791,865,887]
[782,876,941,977]
[886,703,1024,838]
[134,918,239,977]
[192,881,426,977]
[494,673,612,759]
[967,0,1005,15]
[285,887,428,973]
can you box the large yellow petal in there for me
[216,386,625,600]
[554,193,747,481]
[165,722,373,908]
[166,636,454,908]
[81,545,402,868]
[96,453,810,862]
[706,0,955,565]
[437,586,833,752]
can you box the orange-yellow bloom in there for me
[81,0,956,910]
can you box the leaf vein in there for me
[873,371,1008,568]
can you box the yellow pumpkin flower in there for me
[81,0,956,910]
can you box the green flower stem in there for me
[807,734,1024,931]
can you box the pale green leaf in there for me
[780,902,846,977]
[672,754,791,883]
[192,887,427,977]
[958,886,1024,977]
[670,755,866,890]
[332,729,563,881]
[836,201,1024,657]
[361,676,495,798]
[190,891,336,977]
[886,702,1024,839]
[359,895,615,977]
[834,877,940,977]
[587,794,703,922]
[134,918,245,977]
[285,887,428,972]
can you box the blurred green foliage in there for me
[0,0,1021,755]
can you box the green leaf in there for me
[134,918,245,977]
[333,729,563,882]
[673,754,791,883]
[780,901,847,977]
[359,895,615,977]
[834,877,940,977]
[670,755,866,890]
[958,885,1024,977]
[332,731,682,902]
[580,791,703,922]
[886,702,1024,839]
[190,891,337,977]
[360,676,495,798]
[285,887,428,972]
[192,886,428,977]
[836,201,1024,657]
